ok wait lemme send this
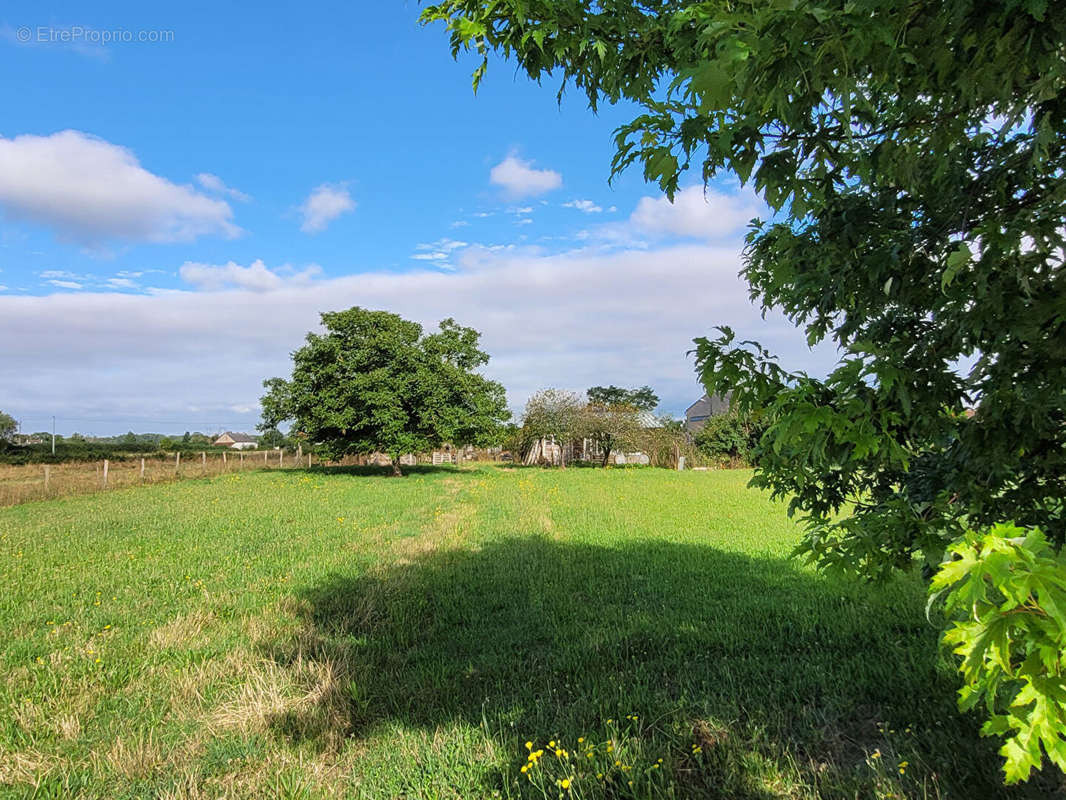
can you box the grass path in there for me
[1,466,1058,799]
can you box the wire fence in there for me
[0,449,315,508]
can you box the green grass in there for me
[1,466,1060,799]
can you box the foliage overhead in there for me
[260,308,509,474]
[423,0,1066,780]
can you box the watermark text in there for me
[15,25,175,45]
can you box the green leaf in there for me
[942,244,970,290]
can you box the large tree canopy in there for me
[423,0,1066,782]
[260,308,509,475]
[587,385,659,412]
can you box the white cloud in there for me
[299,183,354,234]
[47,279,82,289]
[450,220,470,228]
[411,252,449,261]
[196,173,251,202]
[0,131,240,244]
[490,155,562,199]
[416,238,468,252]
[0,285,7,291]
[630,186,761,239]
[563,199,603,214]
[0,242,839,434]
[179,259,323,292]
[107,277,138,289]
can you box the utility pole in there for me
[52,416,56,455]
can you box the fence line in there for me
[0,450,316,508]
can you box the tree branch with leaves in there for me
[425,0,1066,781]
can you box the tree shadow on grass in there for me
[260,537,1057,799]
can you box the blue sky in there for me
[0,2,836,436]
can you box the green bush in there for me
[693,411,767,466]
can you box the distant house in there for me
[684,393,732,435]
[213,432,258,450]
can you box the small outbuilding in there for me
[213,432,259,450]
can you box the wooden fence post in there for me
[176,451,181,473]
[140,458,146,481]
[222,451,227,469]
[201,451,206,471]
[307,453,311,469]
[264,451,268,465]
[102,459,109,487]
[240,452,244,467]
[279,450,284,468]
[43,464,50,491]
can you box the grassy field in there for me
[2,465,1061,799]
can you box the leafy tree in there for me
[586,385,659,412]
[258,427,287,449]
[581,400,645,467]
[521,389,584,467]
[424,0,1066,781]
[0,411,15,442]
[260,308,509,476]
[181,431,191,445]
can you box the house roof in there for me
[685,392,732,419]
[217,431,257,443]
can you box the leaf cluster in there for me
[932,524,1066,783]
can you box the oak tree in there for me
[260,308,509,475]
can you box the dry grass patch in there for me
[210,649,353,752]
[97,732,166,781]
[0,746,57,785]
[151,609,218,650]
